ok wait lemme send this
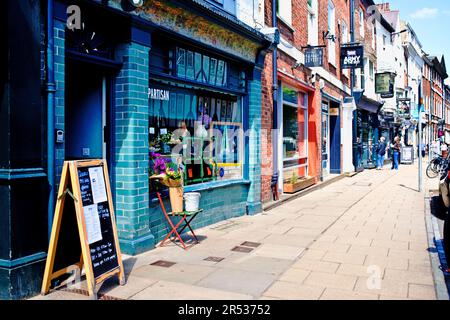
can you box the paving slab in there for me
[261,281,325,300]
[131,280,253,300]
[196,268,277,297]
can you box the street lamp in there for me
[412,77,424,192]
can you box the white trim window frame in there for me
[359,9,365,38]
[328,0,336,66]
[307,0,318,46]
[277,0,292,28]
[280,85,309,176]
[341,21,350,78]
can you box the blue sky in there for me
[376,0,450,84]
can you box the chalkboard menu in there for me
[78,166,119,279]
[42,160,124,299]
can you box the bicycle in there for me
[427,154,450,178]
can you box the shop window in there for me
[149,87,243,186]
[150,35,246,92]
[282,87,308,178]
[176,47,228,87]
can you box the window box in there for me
[283,176,315,193]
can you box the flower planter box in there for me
[283,176,315,194]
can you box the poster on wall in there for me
[340,45,364,69]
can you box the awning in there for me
[357,95,384,114]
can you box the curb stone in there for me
[424,195,449,300]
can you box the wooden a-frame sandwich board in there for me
[41,160,125,299]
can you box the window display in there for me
[282,88,308,174]
[149,86,243,186]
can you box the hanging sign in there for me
[375,72,395,98]
[41,160,125,299]
[304,47,324,68]
[340,45,364,69]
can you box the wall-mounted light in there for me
[129,0,144,7]
[121,0,144,11]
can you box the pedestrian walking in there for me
[391,136,401,170]
[375,136,387,170]
[441,140,448,158]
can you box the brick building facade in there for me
[260,0,353,203]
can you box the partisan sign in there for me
[340,45,364,69]
[304,47,324,68]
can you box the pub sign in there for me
[340,45,364,69]
[375,72,395,98]
[304,47,324,68]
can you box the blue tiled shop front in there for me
[48,0,272,256]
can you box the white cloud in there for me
[410,7,438,19]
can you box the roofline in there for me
[405,21,423,48]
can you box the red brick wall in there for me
[422,76,431,113]
[261,0,352,203]
[261,0,321,203]
[261,52,274,202]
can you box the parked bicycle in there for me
[426,154,450,178]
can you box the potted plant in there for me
[150,153,184,213]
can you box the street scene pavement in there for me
[34,161,444,300]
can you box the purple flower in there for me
[153,158,167,174]
[198,114,211,126]
[150,152,162,159]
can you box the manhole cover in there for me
[241,241,261,248]
[150,260,176,268]
[204,256,225,263]
[231,246,253,253]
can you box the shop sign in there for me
[304,47,324,68]
[340,45,364,69]
[329,107,339,116]
[375,72,395,97]
[400,146,413,164]
[148,88,170,101]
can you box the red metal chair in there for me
[156,192,202,250]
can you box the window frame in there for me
[276,0,293,27]
[307,0,318,46]
[359,9,365,38]
[281,85,309,173]
[327,0,336,66]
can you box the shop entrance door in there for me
[65,61,109,160]
[321,103,330,177]
[329,103,341,174]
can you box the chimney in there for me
[377,3,390,13]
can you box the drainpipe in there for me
[46,0,56,241]
[350,0,358,172]
[271,0,279,197]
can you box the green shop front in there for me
[0,0,271,299]
[355,96,383,169]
